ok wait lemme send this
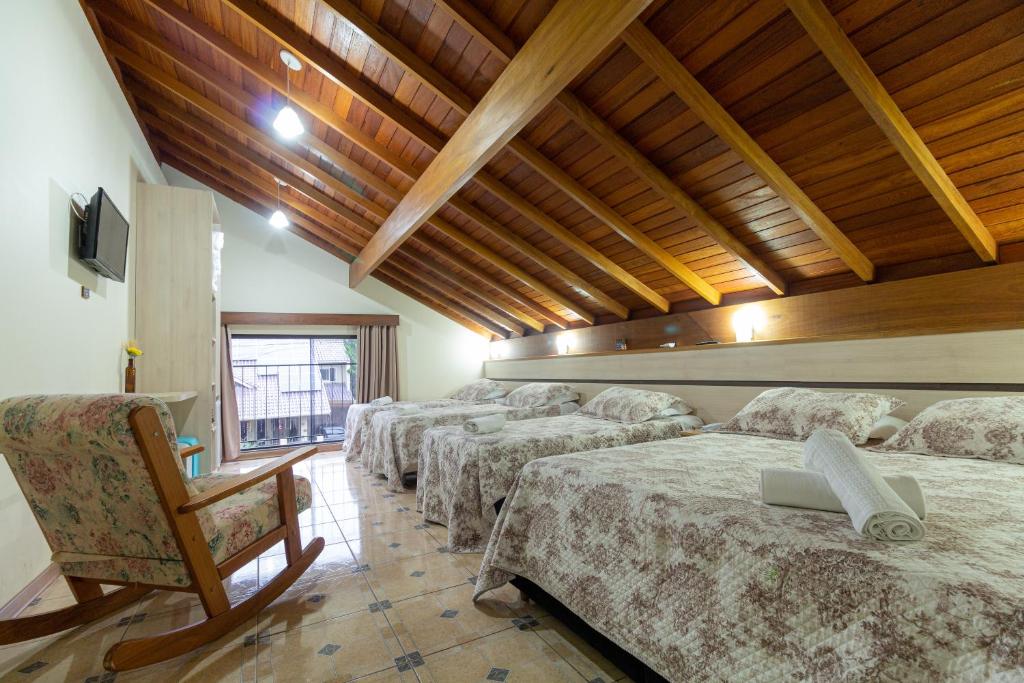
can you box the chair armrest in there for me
[179,445,204,461]
[178,445,318,514]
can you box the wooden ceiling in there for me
[82,0,1024,339]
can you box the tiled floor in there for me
[0,451,628,682]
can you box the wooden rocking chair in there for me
[0,394,324,671]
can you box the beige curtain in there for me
[220,324,241,461]
[356,324,399,402]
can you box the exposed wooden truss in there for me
[81,0,1024,338]
[785,0,998,264]
[349,0,656,287]
[219,0,716,309]
[101,0,622,324]
[622,22,875,282]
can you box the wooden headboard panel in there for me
[485,330,1024,423]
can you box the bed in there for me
[363,401,580,491]
[474,432,1024,681]
[416,413,703,553]
[343,398,488,463]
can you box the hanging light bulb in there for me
[269,180,289,229]
[273,50,304,139]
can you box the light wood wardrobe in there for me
[134,183,222,473]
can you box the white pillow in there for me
[868,415,908,440]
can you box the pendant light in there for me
[269,180,289,229]
[273,50,304,139]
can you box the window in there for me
[230,335,357,451]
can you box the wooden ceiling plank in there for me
[386,256,524,337]
[222,0,447,151]
[161,144,509,338]
[555,91,787,295]
[315,0,659,313]
[160,153,495,338]
[143,95,552,332]
[427,216,592,325]
[348,0,656,286]
[112,35,569,328]
[473,171,671,312]
[132,0,418,185]
[103,0,598,325]
[505,139,722,304]
[622,21,877,282]
[432,0,517,62]
[432,0,722,307]
[784,0,998,263]
[328,0,725,309]
[446,196,631,318]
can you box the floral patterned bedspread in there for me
[475,433,1024,682]
[364,403,576,491]
[343,399,469,462]
[417,415,691,552]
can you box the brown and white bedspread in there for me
[343,399,473,462]
[364,402,577,491]
[475,433,1024,682]
[417,415,696,553]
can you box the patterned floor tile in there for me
[414,628,586,682]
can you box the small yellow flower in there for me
[124,341,144,358]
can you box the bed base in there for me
[509,576,668,683]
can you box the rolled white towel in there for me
[761,468,926,519]
[804,429,925,542]
[464,413,506,434]
[370,396,394,406]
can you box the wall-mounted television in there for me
[78,187,129,282]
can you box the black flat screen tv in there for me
[78,187,129,282]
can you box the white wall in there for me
[0,2,165,603]
[163,167,489,401]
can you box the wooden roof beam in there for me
[348,0,655,286]
[553,94,787,296]
[323,0,704,309]
[160,147,508,338]
[621,22,876,282]
[143,105,546,336]
[785,0,998,263]
[432,0,733,306]
[109,38,569,329]
[96,0,594,326]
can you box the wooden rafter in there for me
[101,30,573,330]
[348,0,655,286]
[621,22,876,283]
[321,0,708,308]
[96,0,605,326]
[220,0,687,309]
[785,0,998,263]
[159,147,508,339]
[554,92,786,295]
[435,0,774,303]
[144,110,538,338]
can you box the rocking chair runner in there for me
[0,394,324,671]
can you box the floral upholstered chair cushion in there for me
[193,473,313,561]
[450,379,508,402]
[872,396,1024,464]
[719,387,905,444]
[579,387,693,423]
[0,394,313,588]
[504,382,579,408]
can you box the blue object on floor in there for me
[177,436,201,477]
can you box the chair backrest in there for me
[0,394,196,563]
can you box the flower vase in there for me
[125,357,136,393]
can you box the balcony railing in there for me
[231,362,357,451]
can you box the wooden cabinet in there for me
[134,183,222,473]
